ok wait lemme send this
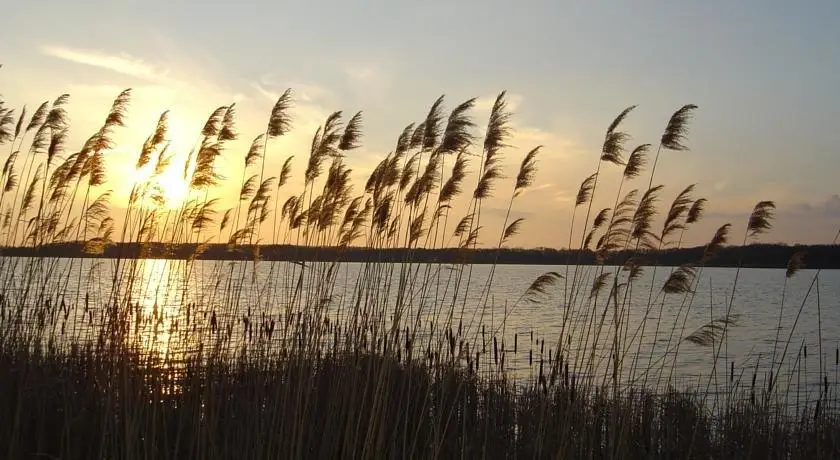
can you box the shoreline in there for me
[1,242,839,269]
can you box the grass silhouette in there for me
[0,79,838,458]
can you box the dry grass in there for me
[0,79,838,459]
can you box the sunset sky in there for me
[2,0,839,248]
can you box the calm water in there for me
[1,256,838,410]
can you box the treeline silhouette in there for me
[1,242,838,269]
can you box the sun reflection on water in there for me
[131,259,188,362]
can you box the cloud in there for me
[343,64,391,102]
[788,194,840,218]
[254,75,333,104]
[552,191,574,204]
[474,92,524,114]
[522,182,553,194]
[344,66,376,81]
[482,206,533,219]
[41,45,168,81]
[251,82,280,102]
[824,194,840,217]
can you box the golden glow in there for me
[130,159,192,210]
[151,168,190,209]
[133,259,186,359]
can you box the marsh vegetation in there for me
[1,82,838,458]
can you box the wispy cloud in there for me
[41,45,168,81]
[344,66,376,81]
[789,194,840,218]
[825,194,840,218]
[553,191,574,204]
[343,64,391,101]
[474,92,524,114]
[252,80,331,104]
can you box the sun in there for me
[152,169,190,208]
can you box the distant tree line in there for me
[1,242,838,269]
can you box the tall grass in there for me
[0,81,838,459]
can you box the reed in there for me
[0,80,838,459]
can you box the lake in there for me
[1,256,838,411]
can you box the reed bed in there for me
[0,80,838,458]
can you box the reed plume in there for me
[601,105,636,164]
[278,156,294,189]
[630,184,663,248]
[686,198,706,224]
[473,166,502,200]
[622,257,644,281]
[514,146,540,196]
[30,123,51,154]
[661,104,698,151]
[105,89,131,129]
[703,223,731,262]
[623,144,649,179]
[25,101,50,134]
[747,200,775,238]
[0,107,14,144]
[684,314,740,347]
[189,142,223,189]
[438,99,476,155]
[85,191,111,232]
[44,94,70,130]
[20,165,42,217]
[218,104,238,142]
[461,226,481,248]
[267,89,293,138]
[395,123,414,159]
[592,208,610,230]
[786,251,806,278]
[596,189,638,256]
[647,104,699,191]
[136,112,168,169]
[201,106,228,138]
[502,217,525,243]
[339,111,363,151]
[410,121,426,149]
[240,175,258,202]
[4,169,17,192]
[483,92,512,170]
[305,112,344,183]
[661,264,697,294]
[48,154,74,204]
[440,151,469,203]
[85,152,106,186]
[453,213,473,238]
[244,134,265,168]
[400,153,419,191]
[659,184,695,245]
[13,106,26,141]
[153,145,172,176]
[423,96,445,150]
[220,208,232,233]
[2,151,17,177]
[191,198,219,232]
[590,272,612,299]
[575,173,598,207]
[525,271,563,302]
[409,211,425,246]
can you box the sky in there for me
[1,0,839,248]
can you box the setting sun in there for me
[152,168,190,209]
[130,158,192,210]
